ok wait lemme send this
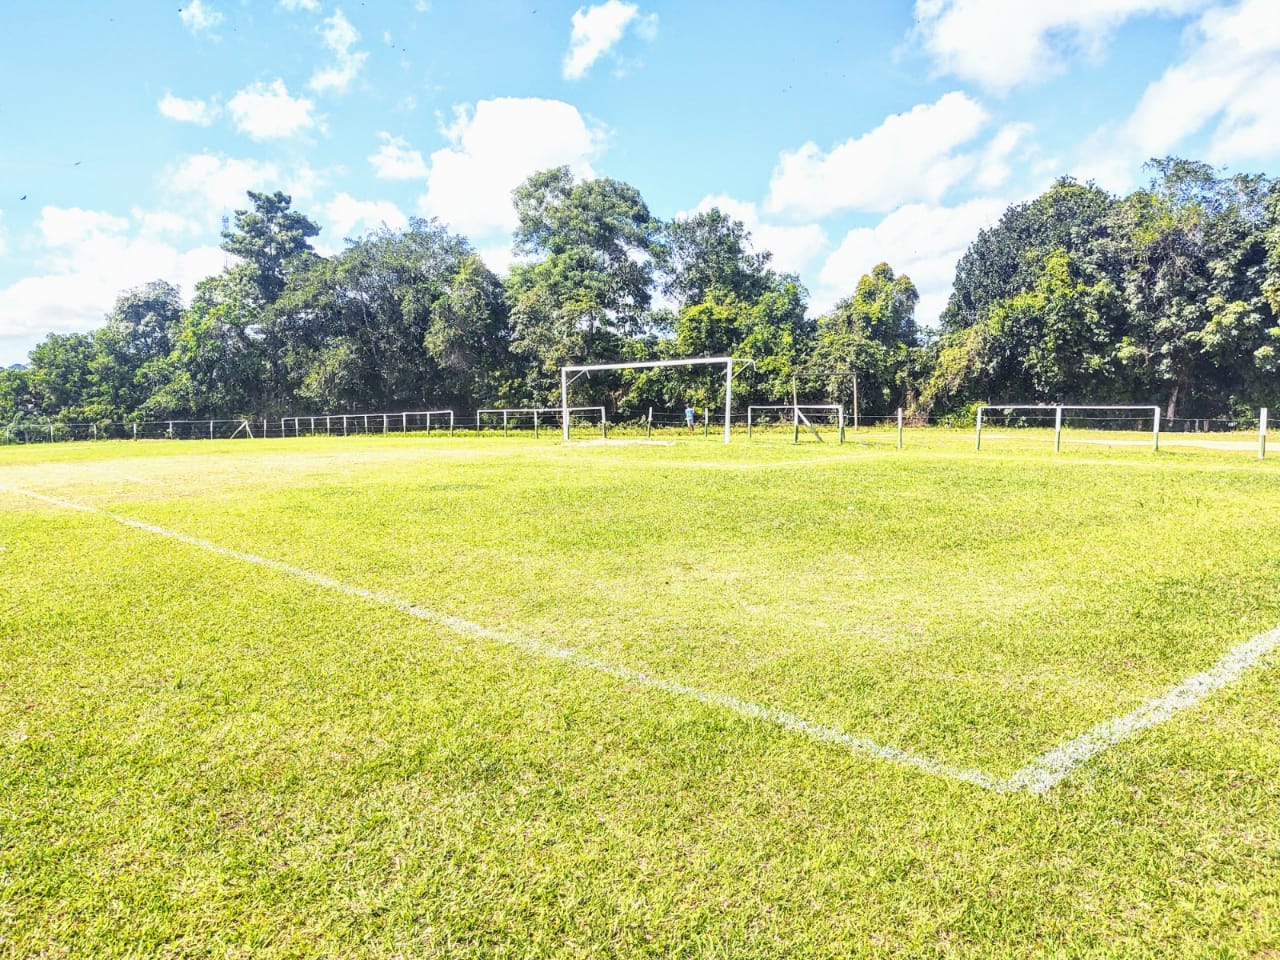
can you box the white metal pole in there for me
[1260,407,1268,459]
[534,409,539,439]
[1153,406,1161,452]
[897,408,903,449]
[561,368,569,441]
[1054,405,1062,453]
[723,359,733,444]
[852,374,859,431]
[838,405,845,444]
[975,407,983,451]
[210,419,215,440]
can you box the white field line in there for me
[7,484,1278,795]
[3,485,998,793]
[1002,626,1280,794]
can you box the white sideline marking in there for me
[3,486,998,792]
[1002,626,1280,794]
[6,484,1278,795]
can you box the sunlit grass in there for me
[2,431,1278,957]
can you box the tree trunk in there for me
[1166,376,1183,421]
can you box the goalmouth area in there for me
[2,430,1279,956]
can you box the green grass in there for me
[2,430,1279,957]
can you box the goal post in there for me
[976,404,1161,452]
[747,404,845,443]
[558,357,752,443]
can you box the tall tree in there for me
[810,263,920,415]
[507,167,660,401]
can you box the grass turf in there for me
[1,429,1278,957]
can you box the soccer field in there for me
[2,432,1279,957]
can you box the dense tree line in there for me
[3,158,1278,429]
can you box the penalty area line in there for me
[3,484,998,793]
[6,485,1276,795]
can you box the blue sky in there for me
[2,0,1278,365]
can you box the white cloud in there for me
[37,207,129,247]
[684,195,829,278]
[322,193,408,246]
[280,0,319,10]
[765,92,990,219]
[914,0,1212,94]
[131,208,204,239]
[418,97,603,238]
[1127,0,1280,165]
[310,9,368,93]
[369,132,429,180]
[161,153,323,214]
[563,1,657,80]
[179,0,223,35]
[227,79,319,140]
[814,199,1009,321]
[0,210,8,258]
[1073,0,1280,189]
[0,207,223,341]
[158,93,220,126]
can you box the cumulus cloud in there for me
[322,193,408,247]
[0,207,223,341]
[179,0,223,35]
[0,210,9,258]
[765,92,991,219]
[1128,0,1280,165]
[418,97,603,238]
[161,153,323,214]
[1072,0,1280,189]
[37,207,130,247]
[369,132,429,180]
[814,198,1009,321]
[280,0,319,10]
[227,79,320,140]
[914,0,1212,94]
[563,1,658,80]
[683,195,829,278]
[158,93,220,126]
[310,9,369,93]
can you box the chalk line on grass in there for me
[3,485,998,793]
[1002,625,1280,794]
[6,484,1278,795]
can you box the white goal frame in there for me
[747,404,845,443]
[559,357,752,444]
[976,404,1161,452]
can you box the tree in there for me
[942,178,1114,333]
[658,208,775,308]
[810,263,920,415]
[507,167,660,401]
[221,190,321,306]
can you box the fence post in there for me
[897,408,903,449]
[1261,407,1268,459]
[1054,405,1063,453]
[975,407,984,451]
[534,409,540,439]
[703,407,709,438]
[210,420,214,440]
[647,407,652,439]
[1153,407,1161,452]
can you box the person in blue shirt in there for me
[684,403,696,433]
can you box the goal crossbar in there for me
[558,357,752,444]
